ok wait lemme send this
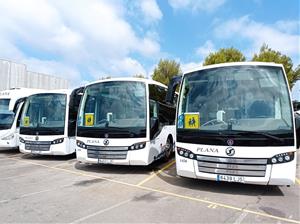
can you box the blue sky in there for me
[0,0,299,89]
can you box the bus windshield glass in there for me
[178,65,293,133]
[0,99,10,111]
[21,94,66,129]
[0,111,14,130]
[78,81,146,137]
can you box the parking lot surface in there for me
[0,149,299,223]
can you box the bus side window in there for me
[16,103,25,128]
[150,100,159,139]
[68,93,81,137]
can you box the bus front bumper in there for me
[76,146,155,166]
[19,140,74,156]
[176,153,296,186]
[0,136,18,150]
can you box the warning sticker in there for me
[177,114,184,128]
[184,113,200,129]
[23,116,30,127]
[85,113,94,126]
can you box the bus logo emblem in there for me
[35,132,39,141]
[226,147,235,156]
[227,139,234,146]
[103,139,109,146]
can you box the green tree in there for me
[252,44,297,88]
[133,74,146,78]
[152,59,181,86]
[293,65,300,86]
[100,75,111,80]
[203,47,246,66]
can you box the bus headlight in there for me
[128,142,146,150]
[177,147,195,159]
[76,140,87,149]
[51,138,64,145]
[268,152,294,164]
[2,133,14,140]
[19,137,25,143]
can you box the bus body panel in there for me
[19,135,75,155]
[172,62,297,185]
[76,137,150,165]
[0,88,44,150]
[175,142,295,185]
[76,125,175,166]
[0,130,18,149]
[19,88,82,155]
[76,78,176,166]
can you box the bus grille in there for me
[25,141,51,151]
[87,146,128,160]
[196,155,267,177]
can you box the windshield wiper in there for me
[229,130,284,143]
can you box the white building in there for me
[0,59,68,91]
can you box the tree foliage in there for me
[133,74,146,78]
[252,44,297,88]
[203,47,246,66]
[152,59,181,86]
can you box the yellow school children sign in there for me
[85,113,94,126]
[23,116,30,127]
[184,113,200,129]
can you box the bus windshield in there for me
[21,94,66,129]
[178,66,293,133]
[77,81,146,138]
[0,99,10,111]
[0,111,14,130]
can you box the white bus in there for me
[76,78,176,165]
[166,62,297,185]
[19,88,82,155]
[0,88,43,150]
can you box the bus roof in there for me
[84,77,167,89]
[183,62,284,75]
[27,89,74,96]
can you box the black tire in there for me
[163,137,173,161]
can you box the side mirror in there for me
[165,75,182,105]
[151,117,159,129]
[295,113,300,149]
[293,101,300,112]
[150,117,159,139]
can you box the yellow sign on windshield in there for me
[184,113,200,129]
[85,113,94,126]
[23,117,30,127]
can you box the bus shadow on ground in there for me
[19,153,76,161]
[74,157,171,175]
[0,148,20,155]
[155,167,284,196]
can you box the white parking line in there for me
[70,199,131,223]
[234,211,248,224]
[0,184,71,204]
[7,157,300,224]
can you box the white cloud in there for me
[107,57,147,78]
[275,20,300,34]
[214,16,300,62]
[0,0,161,85]
[181,61,202,73]
[168,0,226,12]
[196,40,216,58]
[22,58,81,85]
[140,0,162,23]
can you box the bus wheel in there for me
[164,137,173,161]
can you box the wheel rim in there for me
[165,138,172,158]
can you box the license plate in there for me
[98,159,113,164]
[217,175,245,183]
[31,150,41,154]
